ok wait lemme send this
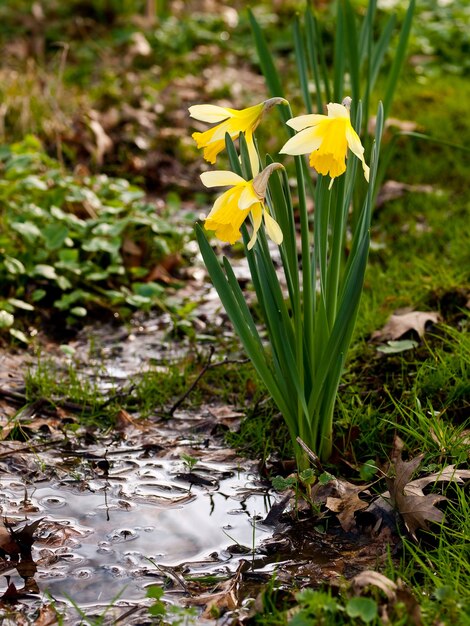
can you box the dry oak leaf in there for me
[386,455,446,539]
[372,309,440,342]
[324,479,371,532]
[405,465,470,496]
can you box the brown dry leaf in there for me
[371,309,440,342]
[351,570,397,601]
[115,408,136,430]
[324,479,371,531]
[395,581,423,626]
[34,604,58,626]
[386,456,446,539]
[188,560,246,618]
[207,405,244,431]
[86,112,113,166]
[0,520,19,555]
[376,180,435,208]
[127,32,152,57]
[405,465,470,495]
[368,115,418,135]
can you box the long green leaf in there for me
[304,7,324,112]
[293,16,313,114]
[370,14,396,90]
[383,0,415,118]
[358,0,376,64]
[342,0,360,106]
[333,1,345,102]
[248,9,284,98]
[197,226,292,417]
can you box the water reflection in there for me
[0,448,273,606]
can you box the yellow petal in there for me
[192,128,217,149]
[345,125,370,182]
[263,209,283,246]
[286,113,327,131]
[246,132,260,176]
[309,151,346,179]
[239,183,260,210]
[280,127,323,156]
[200,170,246,188]
[189,105,232,123]
[205,221,242,245]
[205,185,250,245]
[202,139,226,164]
[247,203,263,250]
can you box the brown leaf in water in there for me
[0,576,19,602]
[8,518,43,555]
[188,560,247,617]
[34,603,59,626]
[0,520,19,555]
[386,456,446,539]
[371,309,440,342]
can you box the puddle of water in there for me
[0,444,274,608]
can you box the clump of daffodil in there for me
[280,97,369,189]
[201,163,284,249]
[189,98,287,175]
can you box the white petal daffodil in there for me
[201,164,284,249]
[280,99,370,189]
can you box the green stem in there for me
[326,177,346,324]
[295,155,314,370]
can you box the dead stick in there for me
[167,350,250,416]
[168,346,215,415]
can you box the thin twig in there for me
[168,346,215,415]
[167,348,250,416]
[296,436,323,472]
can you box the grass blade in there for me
[293,16,313,114]
[383,0,415,118]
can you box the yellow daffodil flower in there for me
[201,164,284,249]
[189,98,287,175]
[280,98,369,189]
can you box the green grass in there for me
[16,348,267,434]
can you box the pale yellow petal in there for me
[239,183,260,210]
[263,209,283,246]
[247,203,263,250]
[205,188,234,220]
[200,170,246,188]
[189,104,232,123]
[286,113,327,131]
[209,104,264,143]
[246,132,260,176]
[326,103,349,119]
[280,127,323,156]
[209,122,238,143]
[345,125,370,182]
